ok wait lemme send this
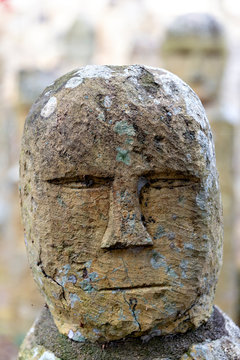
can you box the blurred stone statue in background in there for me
[17,70,58,134]
[57,17,95,72]
[18,65,240,359]
[161,13,226,105]
[161,13,237,322]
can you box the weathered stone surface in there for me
[180,308,240,359]
[20,65,222,342]
[18,306,240,360]
[161,13,237,321]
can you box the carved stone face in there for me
[161,14,226,105]
[20,65,222,342]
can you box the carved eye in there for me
[47,176,113,189]
[148,178,194,189]
[138,175,199,196]
[173,48,192,56]
[205,49,223,58]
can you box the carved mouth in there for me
[98,284,170,293]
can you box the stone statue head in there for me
[20,65,222,342]
[161,13,227,105]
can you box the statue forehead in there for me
[23,65,212,179]
[163,13,226,53]
[166,13,224,39]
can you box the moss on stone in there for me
[20,306,229,360]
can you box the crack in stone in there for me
[37,250,67,302]
[40,265,67,301]
[181,292,203,323]
[122,292,141,332]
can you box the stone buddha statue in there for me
[18,65,240,359]
[161,13,226,107]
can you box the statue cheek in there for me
[34,185,110,269]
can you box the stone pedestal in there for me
[18,306,240,360]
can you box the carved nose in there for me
[101,177,153,249]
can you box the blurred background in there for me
[0,0,240,358]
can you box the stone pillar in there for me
[161,13,238,321]
[18,65,240,359]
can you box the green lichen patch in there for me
[114,121,136,136]
[116,147,131,165]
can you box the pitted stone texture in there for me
[20,65,222,342]
[180,309,240,359]
[19,346,60,360]
[181,339,240,360]
[18,306,240,360]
